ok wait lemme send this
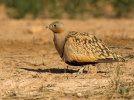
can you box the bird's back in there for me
[62,31,125,65]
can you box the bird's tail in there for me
[115,54,125,62]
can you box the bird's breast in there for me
[53,33,66,57]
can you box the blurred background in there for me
[0,1,134,99]
[0,0,134,19]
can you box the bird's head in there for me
[46,21,65,33]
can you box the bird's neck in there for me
[53,30,69,57]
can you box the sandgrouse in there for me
[46,21,125,74]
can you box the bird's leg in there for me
[64,63,69,73]
[73,66,86,76]
[77,66,86,74]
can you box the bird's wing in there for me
[62,31,121,63]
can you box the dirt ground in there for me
[0,7,134,100]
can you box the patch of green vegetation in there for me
[65,0,87,19]
[0,0,134,19]
[0,0,3,4]
[110,65,133,99]
[119,86,130,98]
[112,0,134,18]
[2,0,42,19]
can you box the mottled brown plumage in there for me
[46,21,125,74]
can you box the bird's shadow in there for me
[20,68,87,74]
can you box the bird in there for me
[46,21,125,75]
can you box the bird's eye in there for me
[53,25,56,27]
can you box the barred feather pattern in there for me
[62,31,125,63]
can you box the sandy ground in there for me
[0,9,134,100]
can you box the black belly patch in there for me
[65,61,97,66]
[65,58,118,66]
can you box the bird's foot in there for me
[73,66,86,77]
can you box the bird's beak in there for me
[46,26,49,28]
